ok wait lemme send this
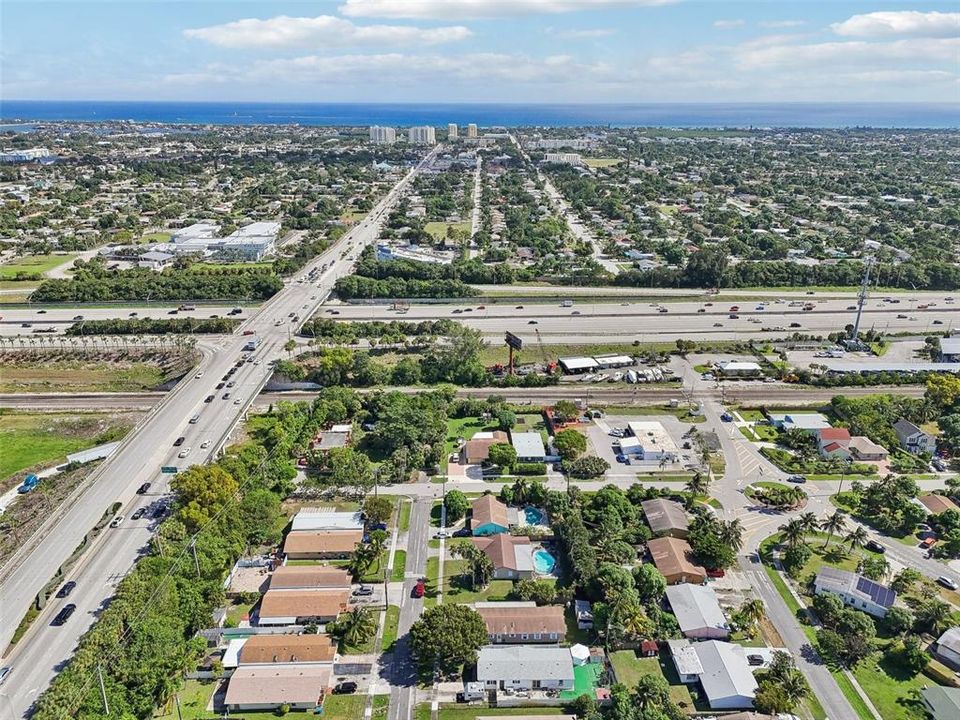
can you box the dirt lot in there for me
[0,349,193,393]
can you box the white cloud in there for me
[544,27,616,38]
[758,20,805,29]
[339,0,674,20]
[183,15,471,49]
[831,11,959,38]
[735,36,959,70]
[713,19,744,30]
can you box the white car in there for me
[234,398,241,405]
[110,515,124,528]
[178,448,191,458]
[194,372,203,379]
[200,440,211,449]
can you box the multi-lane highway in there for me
[0,148,437,718]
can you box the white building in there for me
[669,639,758,709]
[665,584,730,640]
[173,222,221,245]
[476,645,575,691]
[467,123,478,138]
[511,432,547,462]
[714,360,763,378]
[290,510,364,532]
[0,147,52,163]
[544,152,582,166]
[408,126,437,145]
[138,250,175,270]
[813,567,896,618]
[168,221,279,260]
[528,139,596,151]
[624,421,680,462]
[369,126,397,145]
[447,123,459,139]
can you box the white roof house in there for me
[511,432,547,461]
[665,584,730,639]
[693,641,759,709]
[290,510,363,532]
[667,639,703,678]
[715,360,762,375]
[477,646,575,691]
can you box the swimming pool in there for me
[524,506,546,526]
[533,549,556,574]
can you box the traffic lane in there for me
[0,306,247,323]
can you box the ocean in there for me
[0,101,957,129]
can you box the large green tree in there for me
[409,604,488,673]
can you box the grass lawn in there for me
[382,604,401,652]
[608,651,694,709]
[607,404,706,424]
[425,221,470,240]
[138,231,172,244]
[224,598,256,627]
[0,253,77,279]
[439,708,564,720]
[583,157,621,168]
[399,500,412,531]
[153,679,217,719]
[443,416,498,470]
[442,559,514,604]
[0,409,134,481]
[0,358,170,393]
[391,549,407,581]
[851,647,929,720]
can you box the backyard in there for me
[608,650,694,709]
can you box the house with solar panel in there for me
[812,567,896,618]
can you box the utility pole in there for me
[851,256,875,343]
[97,664,109,716]
[191,539,201,578]
[175,693,184,720]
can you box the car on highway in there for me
[720,413,733,422]
[789,322,802,328]
[697,308,706,313]
[933,320,944,325]
[0,667,10,686]
[515,305,524,310]
[131,508,147,521]
[787,475,807,484]
[333,682,358,695]
[110,515,124,528]
[55,581,77,598]
[201,439,211,449]
[137,482,151,494]
[937,576,958,590]
[173,436,185,447]
[713,322,723,327]
[528,320,538,324]
[194,372,203,379]
[129,311,138,317]
[865,540,885,554]
[233,398,241,405]
[204,395,214,403]
[73,315,84,321]
[227,381,236,388]
[223,392,231,399]
[37,309,47,314]
[178,447,191,458]
[50,604,77,626]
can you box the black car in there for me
[865,540,885,554]
[204,395,215,403]
[51,604,77,626]
[131,508,147,520]
[151,504,166,519]
[333,682,358,695]
[215,382,225,389]
[137,482,151,494]
[452,528,471,537]
[55,581,76,599]
[173,436,186,447]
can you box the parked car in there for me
[333,682,358,695]
[865,540,885,554]
[110,515,124,528]
[353,586,374,596]
[131,508,147,520]
[137,482,151,494]
[453,528,471,537]
[55,581,77,599]
[433,530,449,539]
[412,579,426,598]
[51,604,77,626]
[937,576,958,590]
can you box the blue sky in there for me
[2,1,958,102]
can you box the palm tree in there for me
[685,471,709,498]
[820,510,847,548]
[780,671,809,706]
[340,606,376,647]
[780,518,807,548]
[845,526,869,554]
[348,543,378,580]
[451,541,491,589]
[621,604,653,640]
[738,598,766,636]
[719,519,744,554]
[798,512,819,535]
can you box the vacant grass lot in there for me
[0,409,135,481]
[425,221,470,240]
[0,355,179,393]
[0,253,77,279]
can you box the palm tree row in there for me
[779,510,870,553]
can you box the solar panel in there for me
[856,576,895,607]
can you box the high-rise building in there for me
[369,126,397,144]
[408,126,437,145]
[466,123,478,138]
[447,123,459,139]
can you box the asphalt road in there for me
[0,147,438,718]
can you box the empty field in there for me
[0,254,77,279]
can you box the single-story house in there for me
[641,498,689,538]
[472,535,536,580]
[283,530,363,560]
[893,419,936,455]
[239,634,337,665]
[257,589,350,626]
[290,510,363,532]
[461,431,509,464]
[817,427,851,459]
[475,602,566,644]
[813,567,895,618]
[476,645,575,691]
[511,432,547,463]
[472,494,511,536]
[933,627,960,668]
[270,566,352,591]
[669,639,757,709]
[847,436,889,461]
[917,494,960,516]
[646,537,707,585]
[664,584,729,640]
[768,412,831,432]
[921,686,960,720]
[224,665,330,712]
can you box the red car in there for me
[706,568,725,578]
[412,579,426,598]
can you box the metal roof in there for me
[511,432,546,459]
[665,584,729,635]
[477,645,574,682]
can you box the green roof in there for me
[922,686,960,719]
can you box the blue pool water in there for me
[524,506,546,526]
[533,550,556,574]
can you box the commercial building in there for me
[624,421,680,462]
[646,537,706,585]
[893,419,937,455]
[282,530,363,560]
[408,126,437,145]
[224,665,330,712]
[528,139,596,151]
[511,431,547,462]
[476,645,575,691]
[447,123,459,139]
[369,125,397,144]
[640,498,689,538]
[767,412,831,432]
[558,357,600,374]
[138,250,175,269]
[0,147,52,163]
[544,152,582,166]
[813,567,896,618]
[471,495,511,536]
[461,430,509,465]
[472,535,535,580]
[940,337,960,362]
[665,584,729,640]
[475,602,566,644]
[467,123,478,138]
[257,589,350,626]
[168,220,280,260]
[669,639,758,709]
[714,360,763,378]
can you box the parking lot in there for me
[585,413,701,477]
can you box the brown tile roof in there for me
[259,590,350,621]
[283,530,362,556]
[271,566,352,590]
[477,604,566,636]
[640,498,689,535]
[472,534,529,571]
[225,665,330,707]
[240,634,337,664]
[646,537,706,580]
[818,428,851,443]
[462,431,509,463]
[472,494,509,529]
[919,494,960,515]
